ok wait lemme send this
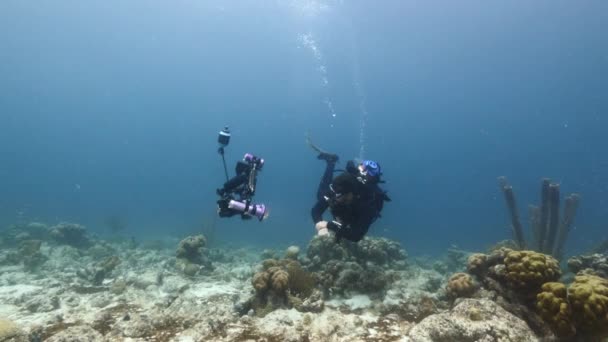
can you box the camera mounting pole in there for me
[218,126,231,182]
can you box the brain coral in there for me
[252,271,270,293]
[503,250,561,290]
[446,272,477,299]
[271,269,289,292]
[466,253,488,275]
[568,275,608,336]
[536,282,576,338]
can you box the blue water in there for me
[1,1,607,256]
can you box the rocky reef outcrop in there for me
[407,298,538,341]
[0,318,27,342]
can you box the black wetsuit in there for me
[311,160,388,242]
[217,161,257,219]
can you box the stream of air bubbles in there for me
[291,0,368,157]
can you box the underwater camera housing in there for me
[218,126,231,147]
[243,153,264,170]
[228,200,268,221]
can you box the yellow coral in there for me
[446,273,476,298]
[503,250,560,290]
[568,275,608,336]
[536,282,576,337]
[271,269,289,292]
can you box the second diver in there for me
[215,126,268,221]
[309,136,390,242]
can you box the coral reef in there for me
[304,235,407,298]
[497,177,580,259]
[536,282,575,338]
[19,240,47,270]
[175,235,212,276]
[502,249,561,291]
[49,222,91,248]
[7,219,598,341]
[534,275,608,339]
[568,253,608,278]
[466,253,488,275]
[458,246,608,340]
[284,245,300,260]
[446,272,476,299]
[176,235,206,262]
[459,248,559,337]
[306,235,407,269]
[76,255,121,285]
[260,249,278,260]
[1,239,47,271]
[443,246,470,273]
[1,222,50,244]
[245,257,319,317]
[569,275,608,337]
[465,248,561,293]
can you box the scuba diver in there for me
[215,127,268,221]
[308,135,391,242]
